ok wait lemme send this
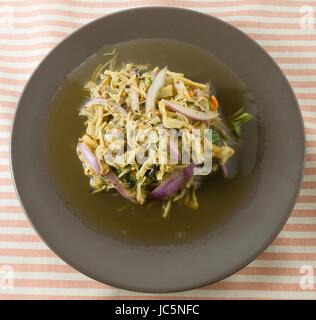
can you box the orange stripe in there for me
[304,168,316,175]
[0,66,39,74]
[283,224,316,232]
[0,102,17,109]
[0,137,10,145]
[0,234,41,242]
[258,252,316,261]
[297,195,316,203]
[0,206,22,214]
[13,278,109,289]
[203,282,304,291]
[0,152,9,159]
[0,126,12,132]
[302,181,316,189]
[0,165,10,172]
[0,220,30,228]
[292,82,316,89]
[0,248,55,257]
[0,192,17,200]
[232,21,302,30]
[239,266,314,276]
[291,210,316,217]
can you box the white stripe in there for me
[0,213,26,220]
[0,73,30,81]
[225,274,314,284]
[0,96,18,103]
[304,175,316,182]
[0,84,23,91]
[9,271,89,281]
[225,16,313,23]
[0,227,35,235]
[0,119,12,127]
[0,37,60,46]
[279,231,316,238]
[305,148,316,154]
[242,28,316,35]
[0,107,16,114]
[272,52,316,58]
[300,189,316,196]
[281,64,316,70]
[288,216,316,224]
[250,259,316,268]
[0,144,10,151]
[302,112,316,118]
[305,122,316,130]
[0,159,9,165]
[0,60,39,68]
[266,246,316,254]
[298,99,316,105]
[295,203,316,211]
[0,172,12,179]
[0,132,10,138]
[305,161,316,168]
[0,48,50,56]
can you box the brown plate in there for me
[10,7,305,292]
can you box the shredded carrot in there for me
[210,95,219,111]
[189,90,194,97]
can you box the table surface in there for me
[0,0,315,300]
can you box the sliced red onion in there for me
[146,67,167,111]
[163,100,218,121]
[77,143,100,175]
[150,164,194,201]
[106,170,135,202]
[130,89,139,112]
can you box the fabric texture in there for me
[0,0,315,299]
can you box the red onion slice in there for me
[146,67,167,111]
[150,164,194,201]
[77,143,100,175]
[106,170,135,202]
[163,100,218,121]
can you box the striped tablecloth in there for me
[0,0,315,300]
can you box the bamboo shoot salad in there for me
[76,52,252,217]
